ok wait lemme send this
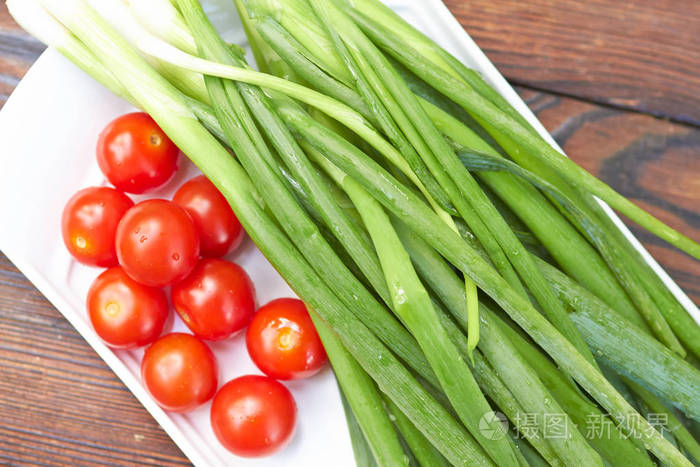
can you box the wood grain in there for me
[0,4,45,108]
[0,1,699,466]
[0,253,190,466]
[444,0,700,125]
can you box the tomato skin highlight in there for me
[61,186,134,267]
[97,112,179,194]
[172,258,256,341]
[116,199,199,287]
[173,175,244,257]
[246,298,328,380]
[210,375,297,457]
[141,333,218,412]
[86,267,168,349]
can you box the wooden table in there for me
[1,1,698,464]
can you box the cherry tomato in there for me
[97,112,179,194]
[246,298,327,380]
[172,259,255,341]
[173,175,244,257]
[116,199,199,287]
[141,333,218,412]
[61,187,133,267]
[86,267,168,349]
[210,375,297,457]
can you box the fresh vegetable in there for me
[345,1,700,261]
[173,175,245,257]
[86,266,168,348]
[172,258,255,341]
[61,186,133,267]
[313,312,407,467]
[96,112,179,194]
[141,333,218,412]
[210,375,297,457]
[246,298,327,380]
[315,151,518,465]
[115,199,199,287]
[45,5,480,465]
[16,0,700,464]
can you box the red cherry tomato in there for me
[116,199,199,287]
[86,267,168,349]
[97,112,179,194]
[141,333,218,412]
[172,259,255,341]
[210,375,297,457]
[173,175,244,257]
[246,298,327,380]
[61,187,133,267]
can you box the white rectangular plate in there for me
[0,1,697,466]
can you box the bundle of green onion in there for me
[9,0,700,465]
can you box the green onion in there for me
[310,2,455,217]
[432,303,561,464]
[383,396,449,467]
[7,0,138,106]
[534,257,700,418]
[629,381,700,464]
[400,215,655,466]
[126,0,197,55]
[309,147,517,466]
[513,437,549,467]
[350,6,700,261]
[470,351,560,465]
[268,96,689,466]
[419,96,649,329]
[395,219,606,466]
[138,37,458,222]
[304,144,557,463]
[494,314,656,466]
[351,8,700,361]
[339,389,380,467]
[252,17,374,120]
[455,145,684,354]
[302,0,485,361]
[140,20,487,361]
[242,0,352,84]
[307,0,527,295]
[292,0,597,368]
[19,2,699,465]
[312,313,408,467]
[426,92,700,361]
[568,303,700,419]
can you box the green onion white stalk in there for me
[125,0,197,54]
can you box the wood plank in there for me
[0,4,45,108]
[445,0,700,125]
[0,254,190,466]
